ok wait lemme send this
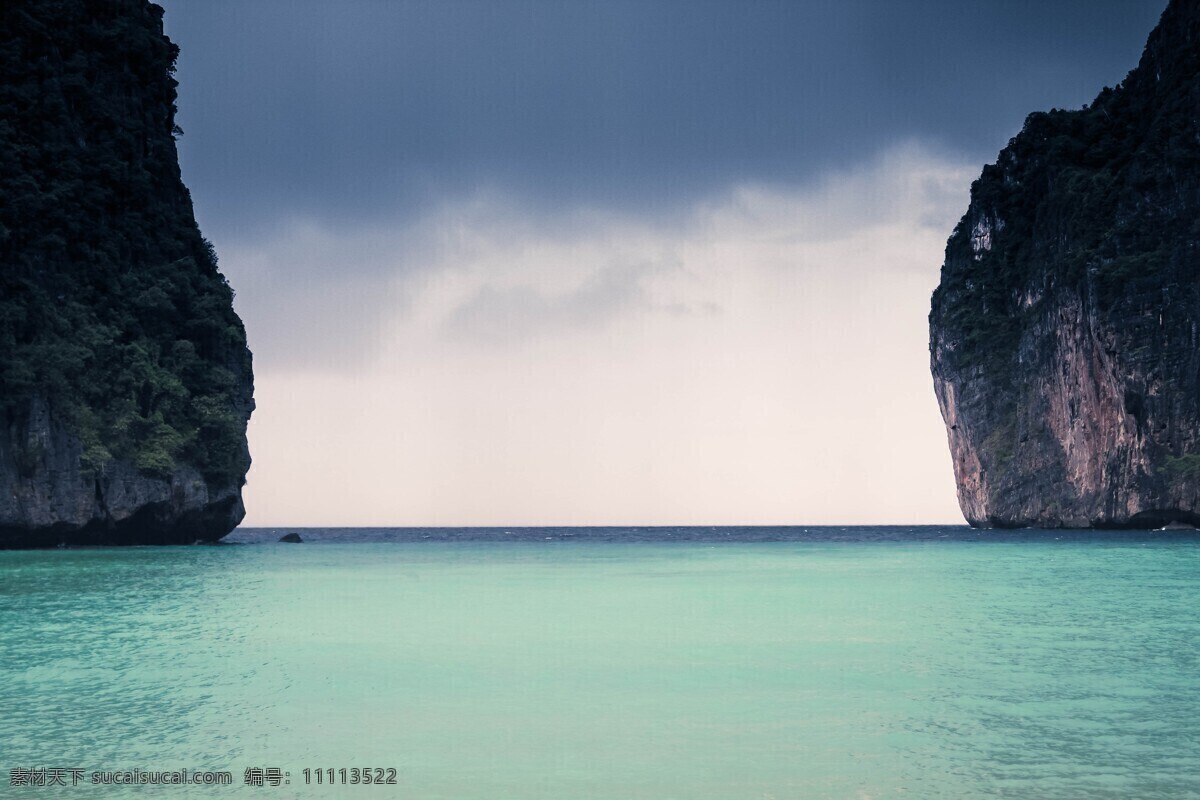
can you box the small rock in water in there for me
[279,532,303,543]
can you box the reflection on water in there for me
[1,532,1198,798]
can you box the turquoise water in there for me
[2,533,1198,798]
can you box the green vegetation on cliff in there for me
[0,0,252,484]
[933,0,1200,386]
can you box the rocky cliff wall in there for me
[930,0,1200,528]
[0,1,253,546]
[0,397,246,547]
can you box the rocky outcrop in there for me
[929,0,1200,528]
[0,396,247,548]
[0,1,253,547]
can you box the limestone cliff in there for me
[930,0,1200,528]
[0,1,253,546]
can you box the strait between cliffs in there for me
[0,0,253,547]
[930,0,1200,528]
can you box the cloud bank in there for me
[163,0,1163,235]
[227,144,974,525]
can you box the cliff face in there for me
[930,0,1200,528]
[0,1,253,546]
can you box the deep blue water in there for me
[227,524,1200,545]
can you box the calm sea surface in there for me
[1,526,1198,798]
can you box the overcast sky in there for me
[158,0,1165,526]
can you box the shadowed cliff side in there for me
[930,0,1200,528]
[0,0,253,547]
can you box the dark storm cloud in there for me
[159,0,1163,241]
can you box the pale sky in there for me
[158,0,1164,526]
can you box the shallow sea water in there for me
[1,527,1198,798]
